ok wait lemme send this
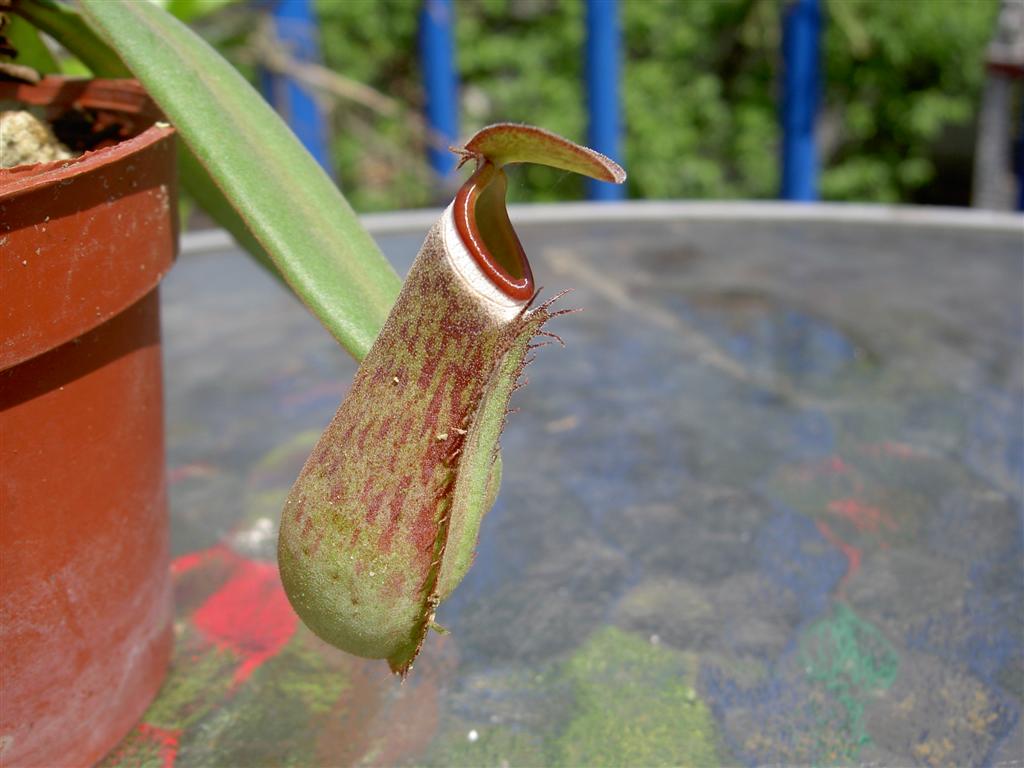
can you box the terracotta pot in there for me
[0,78,178,767]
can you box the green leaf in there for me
[2,11,60,74]
[57,56,92,77]
[176,143,282,280]
[79,0,401,360]
[163,0,234,24]
[13,0,129,77]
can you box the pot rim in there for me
[1,76,173,198]
[0,76,178,372]
[0,123,175,197]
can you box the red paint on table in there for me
[824,455,852,474]
[827,497,898,536]
[136,723,181,768]
[192,557,298,688]
[787,453,856,486]
[817,520,862,591]
[170,550,208,576]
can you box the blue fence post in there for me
[261,0,334,178]
[585,0,624,201]
[780,0,821,201]
[419,0,459,180]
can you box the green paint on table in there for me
[800,602,899,760]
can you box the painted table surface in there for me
[105,212,1023,767]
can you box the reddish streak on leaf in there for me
[306,529,324,558]
[416,334,448,391]
[192,558,298,688]
[418,384,449,486]
[384,570,406,601]
[356,418,375,453]
[386,413,414,473]
[377,475,413,554]
[376,413,396,442]
[365,489,388,527]
[354,475,375,506]
[827,497,898,536]
[816,520,861,591]
[414,487,447,555]
[301,511,316,541]
[136,723,181,768]
[293,496,308,525]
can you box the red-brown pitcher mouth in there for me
[453,160,534,302]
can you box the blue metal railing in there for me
[419,0,459,180]
[585,0,625,201]
[780,0,822,201]
[266,1,830,206]
[416,0,626,200]
[260,0,334,179]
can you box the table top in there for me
[104,204,1023,767]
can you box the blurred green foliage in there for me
[316,0,432,210]
[265,0,998,209]
[820,0,997,202]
